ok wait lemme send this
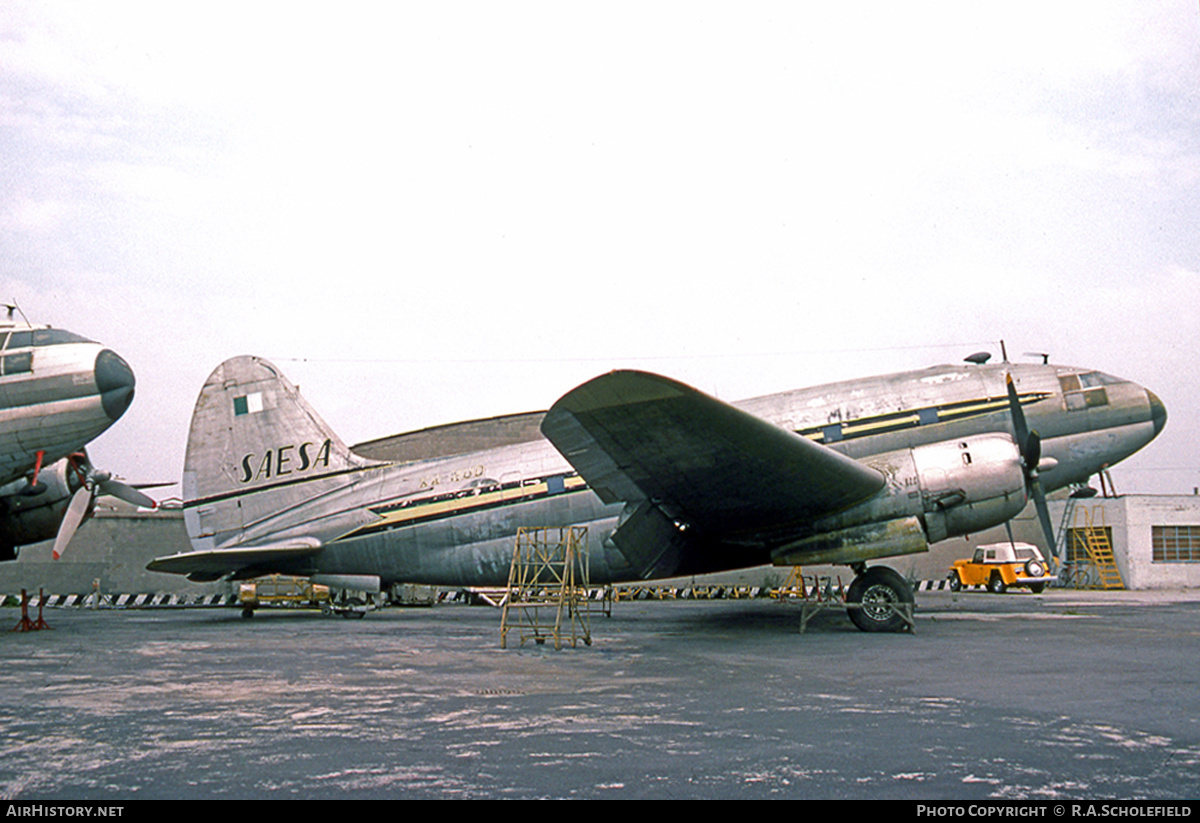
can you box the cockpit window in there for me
[1060,372,1111,411]
[0,329,94,350]
[32,329,93,346]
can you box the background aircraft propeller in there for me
[53,452,157,560]
[1006,373,1058,569]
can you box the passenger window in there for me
[2,352,32,375]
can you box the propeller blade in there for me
[97,478,158,510]
[1008,372,1057,570]
[52,487,93,560]
[1006,373,1031,452]
[1030,477,1058,572]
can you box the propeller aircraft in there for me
[0,307,154,561]
[148,352,1166,631]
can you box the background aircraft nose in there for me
[95,349,135,421]
[1147,389,1167,436]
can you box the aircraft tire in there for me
[846,566,913,633]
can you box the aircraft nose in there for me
[95,349,135,421]
[1147,389,1167,437]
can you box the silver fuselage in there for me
[184,361,1164,587]
[0,323,136,487]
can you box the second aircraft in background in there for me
[0,307,153,562]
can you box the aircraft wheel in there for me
[241,607,255,619]
[846,566,913,633]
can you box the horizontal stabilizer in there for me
[147,542,323,581]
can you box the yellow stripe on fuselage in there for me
[354,474,587,534]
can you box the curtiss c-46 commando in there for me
[149,351,1166,631]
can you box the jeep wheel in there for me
[1029,582,1046,594]
[987,573,1007,594]
[846,566,914,633]
[948,574,962,592]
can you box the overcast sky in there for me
[2,1,1197,500]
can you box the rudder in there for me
[182,356,380,551]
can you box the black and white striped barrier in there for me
[6,581,999,610]
[2,593,234,608]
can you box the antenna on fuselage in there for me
[1024,352,1050,365]
[3,302,29,324]
[1000,340,1008,363]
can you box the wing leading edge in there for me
[541,370,885,540]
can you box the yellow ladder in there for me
[1074,505,1125,590]
[771,566,806,600]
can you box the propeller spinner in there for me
[52,452,157,560]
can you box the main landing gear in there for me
[845,565,915,633]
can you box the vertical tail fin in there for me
[182,356,380,551]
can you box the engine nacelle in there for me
[911,433,1027,543]
[771,433,1027,566]
[0,460,84,558]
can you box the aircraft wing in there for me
[146,543,323,582]
[541,370,885,538]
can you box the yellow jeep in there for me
[949,542,1052,594]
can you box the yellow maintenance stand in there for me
[500,526,592,650]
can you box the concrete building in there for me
[1048,494,1200,590]
[0,503,215,601]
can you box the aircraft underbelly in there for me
[317,493,631,587]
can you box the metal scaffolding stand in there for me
[773,568,914,634]
[500,526,592,650]
[11,589,52,632]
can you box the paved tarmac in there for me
[2,589,1199,800]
